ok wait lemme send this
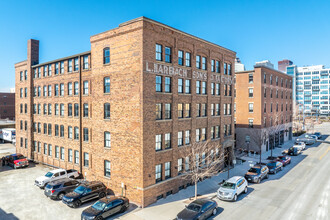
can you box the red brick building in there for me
[15,17,236,206]
[0,92,15,120]
[235,65,293,154]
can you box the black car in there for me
[314,132,322,139]
[44,178,81,200]
[176,199,218,220]
[62,181,107,208]
[244,164,269,183]
[266,161,283,174]
[288,146,301,156]
[81,196,129,220]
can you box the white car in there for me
[294,142,306,151]
[35,169,80,189]
[309,135,318,140]
[217,176,248,201]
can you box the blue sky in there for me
[1,0,330,92]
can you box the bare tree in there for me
[246,128,267,163]
[266,112,286,158]
[178,140,228,200]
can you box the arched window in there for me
[103,47,110,64]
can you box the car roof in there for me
[226,176,243,183]
[10,153,23,157]
[192,199,213,205]
[80,181,103,187]
[100,195,126,203]
[48,178,76,185]
[50,168,66,173]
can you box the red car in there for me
[6,153,29,169]
[276,155,291,166]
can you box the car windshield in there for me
[187,203,201,212]
[221,182,236,189]
[268,163,276,167]
[74,186,87,194]
[315,132,320,135]
[248,168,260,173]
[13,155,25,160]
[92,201,107,211]
[45,172,53,178]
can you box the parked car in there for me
[288,146,301,156]
[314,132,322,139]
[244,164,269,184]
[217,176,248,201]
[5,153,29,169]
[62,181,107,208]
[293,142,306,151]
[35,169,80,189]
[309,135,318,140]
[81,196,129,220]
[44,178,81,200]
[296,137,315,145]
[176,199,218,220]
[276,155,291,166]
[266,161,283,174]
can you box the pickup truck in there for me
[5,153,29,169]
[35,169,80,189]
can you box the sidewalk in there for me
[121,137,300,220]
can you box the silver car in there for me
[296,137,315,145]
[217,176,248,201]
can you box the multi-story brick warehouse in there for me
[235,65,293,154]
[0,92,15,120]
[14,17,236,207]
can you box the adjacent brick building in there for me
[0,93,15,120]
[15,17,236,207]
[235,65,293,154]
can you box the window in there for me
[20,71,23,81]
[38,123,41,133]
[202,57,207,70]
[201,82,207,94]
[178,78,183,93]
[68,59,73,72]
[74,150,79,164]
[104,103,110,119]
[211,104,214,116]
[55,146,59,158]
[196,104,201,117]
[83,104,88,117]
[216,83,220,95]
[185,103,191,118]
[44,143,48,155]
[60,125,64,137]
[178,50,183,65]
[48,144,52,157]
[201,128,206,141]
[165,104,171,119]
[223,104,227,115]
[83,128,89,142]
[211,60,215,72]
[83,55,89,69]
[185,130,190,145]
[55,63,59,75]
[83,81,88,95]
[196,81,201,94]
[155,134,162,151]
[43,86,47,97]
[74,82,79,95]
[55,125,59,136]
[60,61,64,74]
[60,147,64,160]
[185,52,191,67]
[74,127,79,140]
[178,131,183,146]
[178,158,183,174]
[44,65,48,77]
[264,73,266,83]
[224,63,228,75]
[264,88,266,97]
[54,84,59,96]
[196,129,200,142]
[211,127,215,139]
[270,75,273,84]
[104,160,111,177]
[215,104,220,115]
[24,104,27,113]
[68,82,72,95]
[196,55,201,69]
[74,103,79,117]
[84,153,89,167]
[249,74,253,83]
[155,164,162,182]
[48,103,52,115]
[201,103,207,117]
[104,132,111,148]
[156,76,162,92]
[165,133,171,149]
[156,103,162,120]
[60,104,64,116]
[165,47,171,63]
[155,44,162,61]
[48,85,52,96]
[249,103,254,112]
[104,47,110,64]
[48,124,52,135]
[178,103,183,118]
[185,79,191,94]
[74,57,79,71]
[68,126,73,139]
[104,77,110,93]
[211,83,215,95]
[44,104,47,115]
[165,77,171,93]
[249,88,253,97]
[68,149,73,162]
[228,64,232,75]
[165,162,171,179]
[48,64,52,76]
[249,119,254,128]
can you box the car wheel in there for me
[266,174,269,179]
[232,194,237,201]
[14,164,17,169]
[58,193,65,200]
[99,192,106,198]
[274,170,277,174]
[212,208,217,215]
[244,187,248,194]
[95,216,103,220]
[257,178,261,184]
[74,200,81,208]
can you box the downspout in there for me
[79,55,83,174]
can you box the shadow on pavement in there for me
[0,208,19,220]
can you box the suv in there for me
[44,178,81,200]
[217,176,248,201]
[288,146,301,156]
[293,142,306,151]
[6,153,29,169]
[62,181,107,208]
[35,169,80,189]
[244,164,269,183]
